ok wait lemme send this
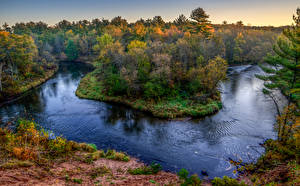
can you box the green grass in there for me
[83,149,130,163]
[128,163,162,175]
[72,178,83,184]
[89,166,112,179]
[211,176,247,186]
[178,168,202,186]
[76,72,222,119]
[0,160,34,169]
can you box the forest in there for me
[1,8,281,117]
[0,5,299,186]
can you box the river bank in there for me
[0,120,181,185]
[0,63,286,179]
[0,64,58,106]
[76,71,222,119]
[0,118,298,185]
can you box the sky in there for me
[0,0,299,27]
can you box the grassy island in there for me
[76,71,222,119]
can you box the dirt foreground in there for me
[0,157,180,186]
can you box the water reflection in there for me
[0,62,285,178]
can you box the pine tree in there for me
[257,8,300,141]
[257,8,299,104]
[189,7,213,37]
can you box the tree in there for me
[257,8,300,141]
[65,39,78,61]
[196,56,228,94]
[236,21,244,27]
[93,33,114,54]
[189,7,212,37]
[133,23,147,40]
[2,23,11,33]
[127,40,147,51]
[0,31,38,92]
[152,16,165,26]
[233,33,246,63]
[56,20,72,31]
[111,16,128,27]
[174,14,189,26]
[0,31,9,91]
[190,7,210,24]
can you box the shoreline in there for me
[0,65,58,107]
[0,119,249,185]
[0,120,181,185]
[0,58,95,107]
[76,72,222,119]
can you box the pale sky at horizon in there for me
[0,0,299,27]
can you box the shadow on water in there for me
[0,62,286,178]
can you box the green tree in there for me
[127,40,147,51]
[65,39,78,61]
[2,22,11,33]
[174,14,189,27]
[111,16,128,27]
[190,7,210,24]
[152,16,165,26]
[0,31,38,92]
[93,33,114,53]
[257,8,300,141]
[233,33,246,63]
[189,7,212,37]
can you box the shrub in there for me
[72,178,82,184]
[12,147,37,160]
[104,73,128,96]
[128,162,162,175]
[78,143,97,152]
[178,168,201,186]
[144,81,165,99]
[211,176,247,186]
[87,143,97,152]
[90,166,111,179]
[31,64,45,76]
[48,136,67,155]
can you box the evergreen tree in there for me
[189,7,212,37]
[257,8,300,141]
[174,14,189,27]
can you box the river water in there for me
[0,62,285,178]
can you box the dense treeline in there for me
[0,7,281,109]
[75,8,281,118]
[0,31,57,101]
[1,15,280,65]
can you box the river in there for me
[0,62,286,178]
